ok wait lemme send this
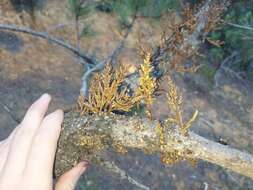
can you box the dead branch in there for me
[55,111,253,180]
[0,23,96,66]
[214,51,249,88]
[225,21,253,32]
[152,0,230,72]
[125,0,230,91]
[80,62,104,97]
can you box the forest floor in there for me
[0,1,253,189]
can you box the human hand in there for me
[0,94,89,190]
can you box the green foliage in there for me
[198,64,216,82]
[96,0,180,26]
[68,0,96,38]
[209,47,224,61]
[208,31,224,60]
[140,0,180,18]
[111,0,140,26]
[68,0,94,17]
[208,1,253,72]
[81,23,96,37]
[68,0,180,36]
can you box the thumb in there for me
[55,161,90,190]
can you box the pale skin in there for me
[0,94,89,190]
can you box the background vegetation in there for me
[207,1,253,79]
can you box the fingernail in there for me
[40,93,51,101]
[79,161,90,175]
[79,161,90,173]
[55,109,64,117]
[82,161,91,168]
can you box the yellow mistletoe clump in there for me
[136,52,156,118]
[166,76,198,135]
[77,64,141,115]
[77,52,158,117]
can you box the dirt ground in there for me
[1,1,253,189]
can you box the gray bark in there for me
[54,111,253,180]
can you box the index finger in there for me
[24,109,64,185]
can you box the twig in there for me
[101,160,150,190]
[0,101,20,124]
[214,52,249,88]
[203,182,209,190]
[107,14,137,65]
[224,21,253,32]
[0,24,96,66]
[74,13,82,65]
[80,62,104,97]
[152,0,229,71]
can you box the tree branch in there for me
[0,24,96,66]
[125,0,230,91]
[225,21,253,32]
[55,111,253,181]
[152,0,230,71]
[214,51,249,89]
